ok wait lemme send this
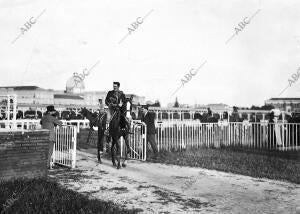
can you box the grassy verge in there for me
[0,178,142,214]
[147,148,300,184]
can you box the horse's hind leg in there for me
[97,142,102,164]
[111,141,116,166]
[97,150,102,164]
[97,129,104,164]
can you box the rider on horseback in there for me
[105,82,131,135]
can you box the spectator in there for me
[40,105,62,169]
[140,105,158,158]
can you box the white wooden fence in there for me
[60,119,90,133]
[155,121,300,151]
[0,119,89,133]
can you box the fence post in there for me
[144,122,147,161]
[72,126,77,168]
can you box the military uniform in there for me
[105,90,126,107]
[105,90,126,120]
[105,90,131,134]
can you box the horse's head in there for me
[79,107,91,119]
[121,96,133,119]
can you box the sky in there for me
[0,0,300,107]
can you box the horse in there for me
[79,97,133,169]
[80,107,106,163]
[109,96,133,169]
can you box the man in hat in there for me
[40,105,63,169]
[140,105,158,158]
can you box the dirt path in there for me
[49,149,300,214]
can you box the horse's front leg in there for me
[122,134,130,167]
[111,140,116,167]
[115,137,121,169]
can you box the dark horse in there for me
[80,97,132,169]
[109,97,132,169]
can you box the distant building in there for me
[265,98,300,113]
[53,94,84,106]
[125,94,146,105]
[0,86,56,105]
[0,85,145,116]
[193,103,232,114]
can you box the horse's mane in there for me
[80,108,106,128]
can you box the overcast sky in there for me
[0,0,300,107]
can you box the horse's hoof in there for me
[117,165,121,169]
[112,163,117,167]
[122,163,127,167]
[98,160,102,164]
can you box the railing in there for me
[121,121,147,161]
[0,119,89,133]
[60,119,90,133]
[155,121,300,151]
[0,119,41,130]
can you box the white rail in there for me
[1,119,89,132]
[155,121,300,151]
[60,119,90,133]
[121,121,147,161]
[52,125,77,168]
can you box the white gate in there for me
[120,121,147,161]
[52,125,77,168]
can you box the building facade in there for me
[265,98,300,113]
[0,86,145,117]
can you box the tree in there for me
[250,104,274,110]
[260,104,274,110]
[152,100,161,107]
[250,105,260,110]
[174,97,179,108]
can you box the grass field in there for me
[146,148,300,184]
[0,178,142,214]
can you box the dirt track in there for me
[50,149,300,214]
